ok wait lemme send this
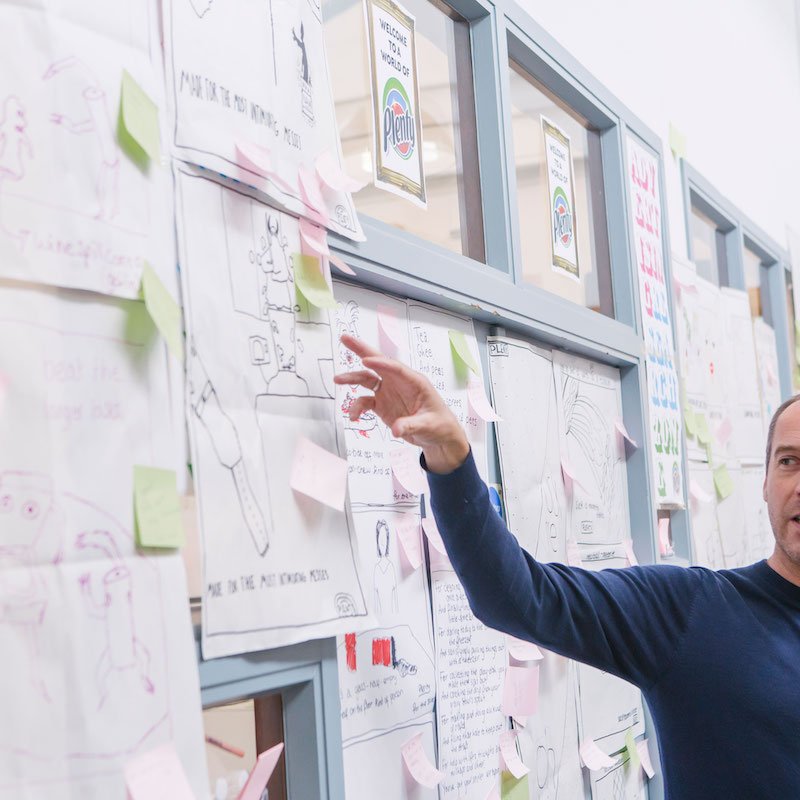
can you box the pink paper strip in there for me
[298,164,328,225]
[290,436,348,511]
[377,304,403,354]
[658,517,671,557]
[237,743,285,800]
[566,539,582,568]
[625,540,639,566]
[615,419,638,449]
[468,375,501,422]
[501,664,539,717]
[636,739,656,779]
[395,514,422,570]
[389,447,428,496]
[579,738,615,771]
[299,218,330,257]
[689,480,713,504]
[499,730,529,779]
[506,635,544,662]
[714,416,733,446]
[328,252,356,276]
[124,743,196,800]
[421,515,446,555]
[235,140,273,176]
[316,150,366,193]
[401,732,443,788]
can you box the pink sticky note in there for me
[560,456,586,495]
[501,664,539,718]
[658,517,672,557]
[579,738,615,771]
[237,743,285,800]
[766,363,777,387]
[485,786,501,800]
[315,150,366,193]
[401,732,443,788]
[468,375,501,422]
[389,447,428,496]
[421,515,446,555]
[377,305,403,355]
[290,436,348,511]
[625,540,639,566]
[615,419,638,451]
[506,635,544,662]
[396,514,422,570]
[328,252,356,276]
[235,140,273,176]
[636,739,656,779]
[715,416,733,446]
[689,480,713,504]
[124,743,195,800]
[428,543,452,571]
[499,730,529,779]
[299,218,330,257]
[566,539,582,568]
[298,164,327,217]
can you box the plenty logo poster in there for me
[541,116,579,280]
[364,0,426,208]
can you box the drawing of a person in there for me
[0,96,33,246]
[373,519,398,615]
[336,302,379,437]
[292,23,311,86]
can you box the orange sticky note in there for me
[501,664,539,718]
[124,743,195,800]
[290,436,348,511]
[401,732,443,788]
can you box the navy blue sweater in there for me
[426,452,800,799]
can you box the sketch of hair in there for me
[375,519,390,557]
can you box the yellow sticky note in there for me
[683,406,697,438]
[695,413,711,445]
[294,254,336,309]
[501,771,529,800]
[625,729,641,773]
[713,464,734,500]
[133,466,185,548]
[705,443,714,466]
[448,330,479,374]
[141,262,183,361]
[668,123,687,160]
[120,69,160,161]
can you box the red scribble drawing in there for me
[345,632,357,672]
[43,57,120,221]
[0,96,33,246]
[76,530,155,709]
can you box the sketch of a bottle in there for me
[0,96,33,247]
[292,22,315,125]
[188,345,272,556]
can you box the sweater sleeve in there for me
[425,451,704,690]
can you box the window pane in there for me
[508,60,612,316]
[323,0,484,259]
[689,207,720,285]
[204,701,258,799]
[743,247,763,318]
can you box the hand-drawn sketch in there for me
[373,519,398,615]
[291,21,315,125]
[0,96,33,246]
[687,462,725,570]
[589,752,645,800]
[188,0,215,17]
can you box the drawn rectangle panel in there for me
[174,164,370,658]
[0,0,176,299]
[164,0,363,240]
[0,281,207,798]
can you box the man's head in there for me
[763,395,800,577]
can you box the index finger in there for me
[339,333,384,361]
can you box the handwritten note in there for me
[120,69,160,161]
[713,464,734,500]
[141,262,183,362]
[505,635,543,662]
[499,731,529,779]
[401,732,443,788]
[290,436,348,511]
[124,743,195,800]
[448,330,480,374]
[501,665,539,718]
[395,513,422,570]
[388,447,428,496]
[237,743,285,800]
[293,254,337,309]
[579,738,615,771]
[468,375,501,422]
[133,466,184,548]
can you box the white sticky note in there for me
[468,375,501,422]
[290,436,348,511]
[395,513,422,570]
[579,738,615,771]
[625,540,639,566]
[299,217,330,257]
[636,739,656,779]
[389,447,428,496]
[421,515,446,555]
[315,150,366,193]
[505,635,544,662]
[377,304,403,355]
[401,732,443,788]
[499,730,529,779]
[237,743,284,800]
[124,743,195,800]
[501,664,539,718]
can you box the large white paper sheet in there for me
[0,1,175,299]
[554,352,630,548]
[164,0,363,240]
[687,462,725,569]
[589,752,645,800]
[713,465,749,569]
[175,165,370,657]
[752,318,782,438]
[0,281,207,798]
[741,464,772,564]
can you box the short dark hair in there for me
[765,394,800,470]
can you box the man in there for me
[334,333,800,799]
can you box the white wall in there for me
[517,0,800,258]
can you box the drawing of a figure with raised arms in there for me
[0,96,33,246]
[188,344,272,556]
[373,519,398,615]
[43,57,120,221]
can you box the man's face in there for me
[763,402,800,568]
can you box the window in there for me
[689,205,726,285]
[507,59,612,316]
[323,0,484,260]
[743,246,763,318]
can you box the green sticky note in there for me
[133,466,184,548]
[120,69,160,161]
[141,262,184,361]
[669,122,687,160]
[695,412,711,445]
[294,253,337,309]
[448,330,479,374]
[683,406,697,438]
[705,443,714,466]
[500,770,529,800]
[625,728,641,773]
[713,464,734,500]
